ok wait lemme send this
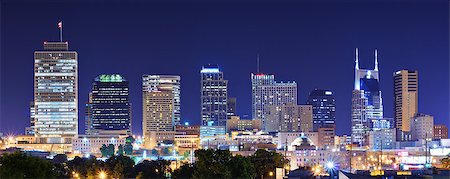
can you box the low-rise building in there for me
[72,135,127,156]
[226,116,261,133]
[433,124,448,139]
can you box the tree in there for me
[67,155,106,178]
[117,144,124,155]
[251,149,288,179]
[100,144,108,157]
[172,164,195,179]
[108,144,115,157]
[228,155,256,179]
[52,154,68,164]
[106,155,135,178]
[193,149,231,178]
[124,143,133,155]
[0,152,58,178]
[133,160,171,178]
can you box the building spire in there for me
[355,48,359,70]
[374,48,379,71]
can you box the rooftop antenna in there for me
[257,54,260,74]
[58,21,63,42]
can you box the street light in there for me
[269,171,274,177]
[98,170,107,179]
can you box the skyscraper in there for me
[33,41,78,144]
[307,89,336,132]
[200,65,228,126]
[351,48,384,146]
[85,74,131,136]
[251,73,297,131]
[142,75,181,125]
[394,70,418,132]
[142,76,179,148]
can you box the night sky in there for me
[1,0,449,136]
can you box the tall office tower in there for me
[351,48,384,146]
[227,97,237,119]
[143,90,174,133]
[33,41,78,144]
[410,113,434,140]
[200,65,228,126]
[26,102,36,135]
[394,70,418,132]
[85,74,131,136]
[266,104,312,132]
[307,89,336,132]
[251,73,297,131]
[142,75,181,125]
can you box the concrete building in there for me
[394,70,418,132]
[433,124,448,139]
[200,121,226,139]
[410,113,434,141]
[368,128,396,150]
[200,65,228,126]
[251,73,297,131]
[307,89,336,132]
[266,104,312,132]
[277,132,318,150]
[351,48,384,146]
[175,125,201,135]
[33,41,78,144]
[72,135,127,156]
[143,89,175,148]
[142,75,181,125]
[317,127,335,149]
[86,74,131,136]
[226,116,262,133]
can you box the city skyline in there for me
[1,0,449,136]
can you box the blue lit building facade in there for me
[307,89,336,132]
[200,65,228,126]
[351,48,384,146]
[86,74,131,135]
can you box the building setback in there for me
[251,73,297,131]
[200,65,228,126]
[394,70,418,132]
[85,74,131,136]
[33,41,78,144]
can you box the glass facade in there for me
[33,42,77,144]
[86,74,131,135]
[201,65,228,126]
[307,89,336,132]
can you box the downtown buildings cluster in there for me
[1,25,449,176]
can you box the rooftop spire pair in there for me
[355,48,379,71]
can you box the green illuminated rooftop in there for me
[95,74,126,82]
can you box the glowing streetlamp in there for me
[269,171,274,177]
[98,170,107,179]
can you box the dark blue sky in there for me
[1,0,449,136]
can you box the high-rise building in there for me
[307,89,336,132]
[142,75,181,125]
[26,102,36,135]
[200,65,228,126]
[394,70,418,132]
[433,125,448,139]
[227,97,237,119]
[33,41,78,144]
[351,48,384,146]
[410,113,434,141]
[266,104,312,132]
[251,73,297,131]
[85,74,131,136]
